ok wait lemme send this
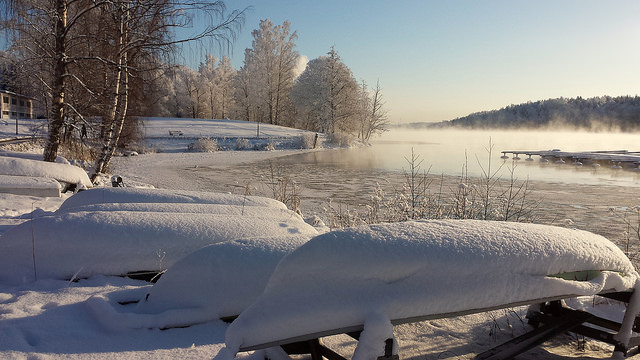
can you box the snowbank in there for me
[57,187,286,212]
[86,235,310,330]
[223,220,638,357]
[0,205,317,284]
[0,156,91,188]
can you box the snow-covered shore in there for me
[1,118,640,359]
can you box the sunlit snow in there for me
[0,118,639,360]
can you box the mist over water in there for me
[279,128,640,187]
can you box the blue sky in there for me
[196,0,640,124]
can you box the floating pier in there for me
[500,149,640,170]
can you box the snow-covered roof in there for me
[222,220,639,357]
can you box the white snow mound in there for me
[56,187,286,212]
[0,156,91,188]
[224,219,639,354]
[0,207,316,284]
[86,236,310,330]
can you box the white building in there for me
[0,90,34,120]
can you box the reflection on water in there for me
[273,128,640,187]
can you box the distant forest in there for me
[421,96,640,131]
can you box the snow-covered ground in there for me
[0,118,639,359]
[139,117,323,153]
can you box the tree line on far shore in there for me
[417,96,640,131]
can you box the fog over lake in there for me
[278,128,640,188]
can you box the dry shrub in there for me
[188,138,218,152]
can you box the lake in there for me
[275,128,640,188]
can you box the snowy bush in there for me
[187,138,218,152]
[263,142,275,151]
[326,132,355,147]
[297,133,318,149]
[609,206,640,268]
[235,138,249,150]
[252,141,275,151]
[260,161,300,212]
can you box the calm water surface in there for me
[276,128,640,187]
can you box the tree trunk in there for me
[90,1,127,182]
[43,0,67,162]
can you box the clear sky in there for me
[198,0,640,125]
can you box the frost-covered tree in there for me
[199,54,219,119]
[197,54,236,119]
[291,47,359,135]
[359,80,389,142]
[233,49,257,122]
[214,56,236,119]
[244,19,299,126]
[175,65,203,118]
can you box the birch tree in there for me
[2,0,111,162]
[91,1,246,181]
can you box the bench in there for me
[236,290,640,360]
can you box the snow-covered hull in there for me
[222,220,639,358]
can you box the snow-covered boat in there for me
[219,220,640,359]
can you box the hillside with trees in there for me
[0,5,388,180]
[435,96,640,131]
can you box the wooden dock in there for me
[500,149,640,169]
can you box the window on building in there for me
[11,98,16,105]
[2,97,8,104]
[19,100,24,107]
